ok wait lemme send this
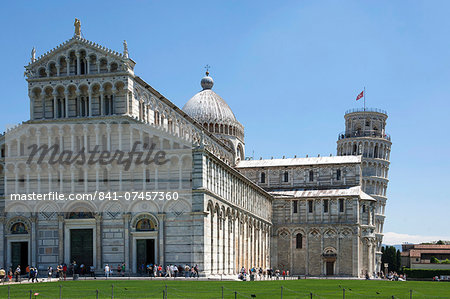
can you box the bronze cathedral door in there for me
[136,239,156,272]
[70,229,93,267]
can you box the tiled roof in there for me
[404,249,450,258]
[236,156,361,168]
[269,186,375,200]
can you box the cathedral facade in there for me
[0,22,391,277]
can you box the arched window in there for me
[11,222,28,234]
[260,172,266,183]
[353,144,357,155]
[80,59,86,75]
[39,68,47,78]
[49,63,57,77]
[336,169,341,181]
[374,145,379,158]
[99,58,108,73]
[296,233,303,249]
[309,170,314,182]
[110,62,118,72]
[136,218,156,231]
[283,171,289,182]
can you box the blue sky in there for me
[1,1,449,244]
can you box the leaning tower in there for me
[336,108,392,274]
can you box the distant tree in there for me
[396,249,401,272]
[431,256,439,264]
[436,240,445,245]
[381,246,401,272]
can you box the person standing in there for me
[104,264,110,278]
[7,268,13,282]
[47,266,53,281]
[62,264,67,281]
[26,265,30,281]
[14,265,21,282]
[194,264,199,278]
[31,267,39,283]
[184,264,190,278]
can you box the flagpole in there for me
[364,86,366,111]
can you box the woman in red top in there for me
[62,264,67,281]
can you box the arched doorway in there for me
[64,207,96,272]
[131,214,159,273]
[9,221,30,271]
[322,247,337,276]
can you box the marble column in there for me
[95,214,102,271]
[76,53,80,75]
[88,90,92,117]
[53,94,58,118]
[157,214,165,266]
[0,216,4,268]
[124,213,130,272]
[30,96,35,120]
[64,92,69,118]
[58,214,64,263]
[31,215,37,266]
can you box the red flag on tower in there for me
[356,90,364,101]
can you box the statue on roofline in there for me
[31,47,36,63]
[123,40,129,58]
[74,18,81,37]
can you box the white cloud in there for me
[383,232,450,245]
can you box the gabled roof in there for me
[236,155,361,168]
[26,35,130,68]
[270,186,375,200]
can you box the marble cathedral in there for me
[0,20,392,277]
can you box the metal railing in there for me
[345,108,387,115]
[338,130,391,141]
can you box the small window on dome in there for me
[283,171,289,182]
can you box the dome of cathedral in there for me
[183,72,242,132]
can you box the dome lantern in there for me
[201,71,214,90]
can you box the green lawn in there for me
[0,279,449,298]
